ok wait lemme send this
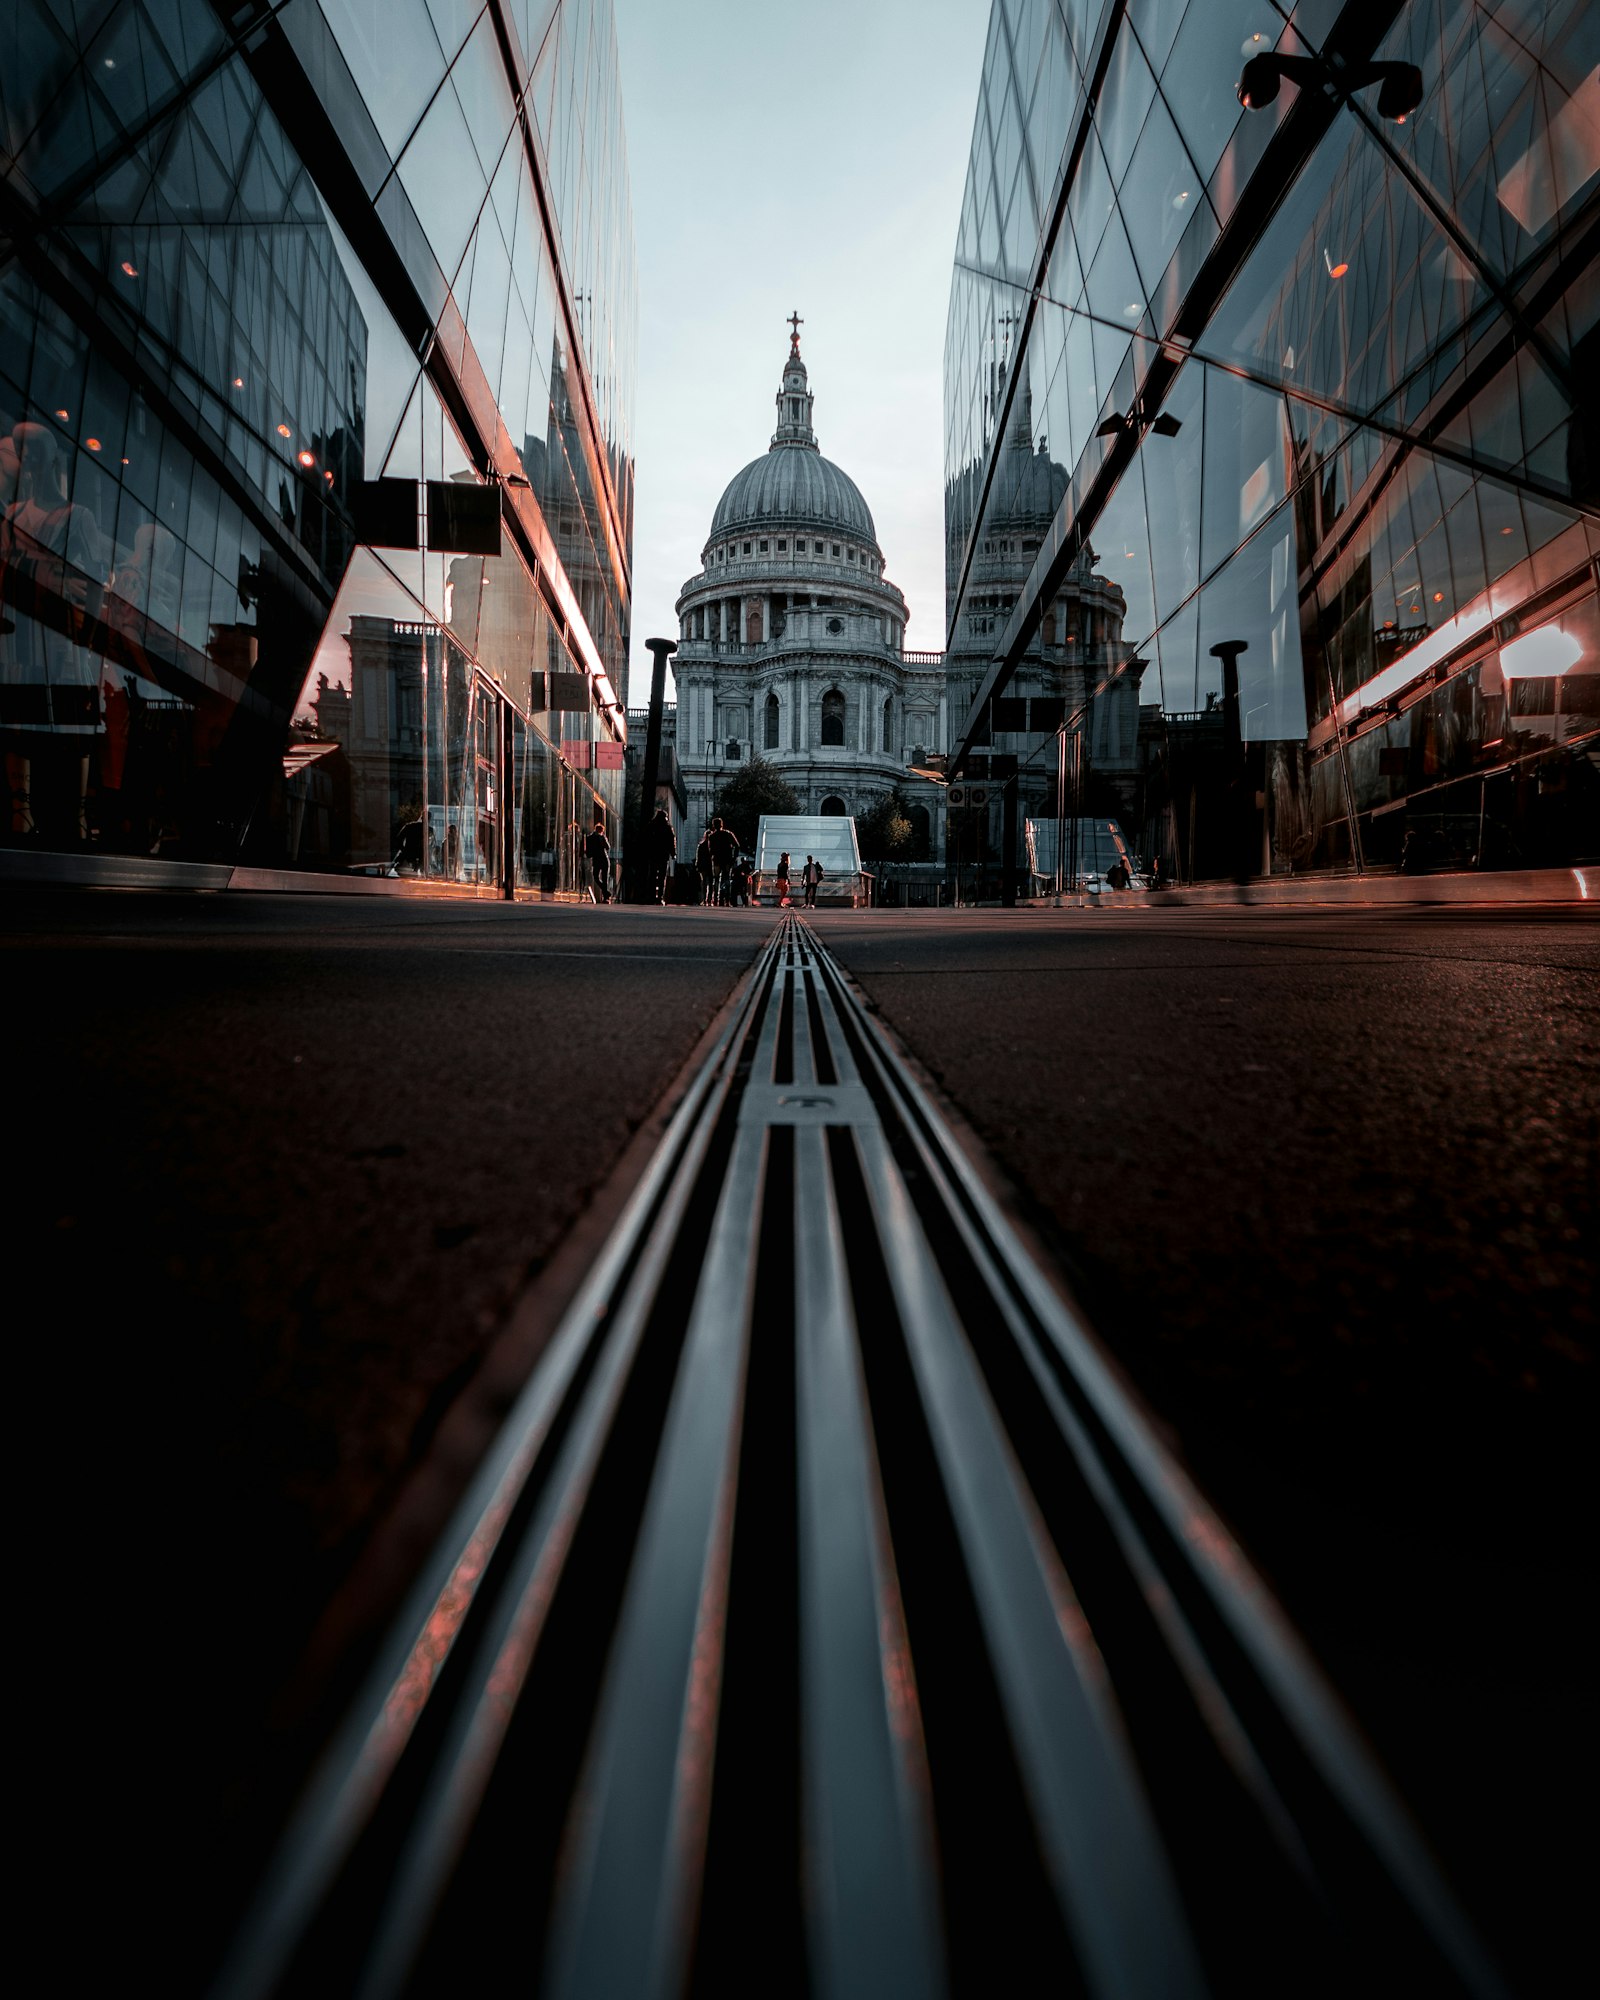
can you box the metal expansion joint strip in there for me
[213,916,1507,2000]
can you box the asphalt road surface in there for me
[7,889,768,1984]
[814,900,1596,1994]
[10,888,1593,1990]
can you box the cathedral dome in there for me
[705,322,879,550]
[711,450,876,544]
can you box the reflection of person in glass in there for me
[1,422,106,840]
[584,815,612,902]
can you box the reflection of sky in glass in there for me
[1198,505,1308,742]
[316,198,421,481]
[302,548,429,697]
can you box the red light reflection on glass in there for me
[276,423,292,438]
[86,438,101,452]
[296,449,315,467]
[120,261,138,277]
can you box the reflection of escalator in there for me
[0,510,211,851]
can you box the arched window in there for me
[881,696,893,752]
[764,691,780,750]
[820,794,847,816]
[820,689,846,746]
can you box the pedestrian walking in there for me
[647,805,675,903]
[801,854,823,908]
[775,850,791,906]
[708,815,738,905]
[695,826,715,905]
[583,817,612,902]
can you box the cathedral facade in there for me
[673,325,946,854]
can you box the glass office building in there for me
[1,0,635,889]
[945,0,1598,883]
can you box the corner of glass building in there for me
[944,0,1600,889]
[1,0,637,891]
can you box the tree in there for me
[856,789,915,863]
[714,753,799,849]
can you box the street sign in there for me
[948,783,990,809]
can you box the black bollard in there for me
[631,636,675,902]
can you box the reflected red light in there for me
[323,469,335,483]
[232,376,244,388]
[120,261,138,277]
[86,437,101,452]
[1328,261,1348,278]
[1434,592,1444,602]
[296,448,315,467]
[54,408,69,420]
[276,423,292,438]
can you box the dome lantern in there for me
[706,318,879,551]
[773,309,817,450]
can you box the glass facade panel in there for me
[316,0,446,157]
[945,0,1599,884]
[4,0,635,878]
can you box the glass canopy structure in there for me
[945,0,1598,882]
[2,1,636,889]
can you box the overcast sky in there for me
[611,0,993,697]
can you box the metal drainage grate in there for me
[215,917,1505,2000]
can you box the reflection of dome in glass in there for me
[711,451,877,543]
[1008,433,1069,523]
[707,329,879,548]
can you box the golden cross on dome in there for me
[788,309,804,353]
